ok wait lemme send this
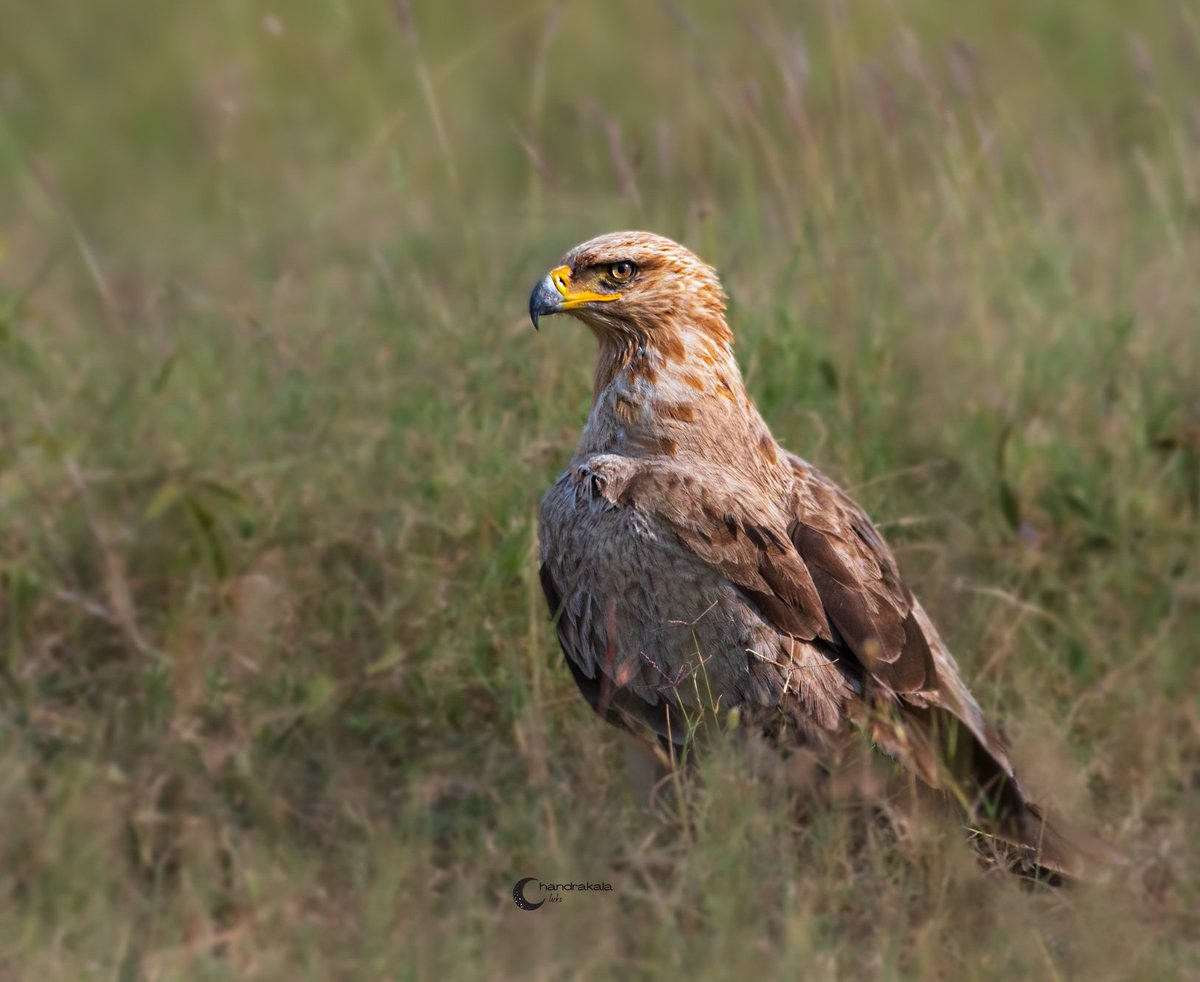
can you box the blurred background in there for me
[1,0,1198,977]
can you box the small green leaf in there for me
[816,356,839,393]
[188,497,227,577]
[145,480,185,520]
[366,644,405,676]
[999,478,1021,530]
[150,349,178,394]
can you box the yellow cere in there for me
[551,264,622,309]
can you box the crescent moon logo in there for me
[512,877,544,911]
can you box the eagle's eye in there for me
[609,261,635,282]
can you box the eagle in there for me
[529,230,1092,878]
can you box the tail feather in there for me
[869,702,1110,880]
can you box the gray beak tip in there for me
[528,275,561,331]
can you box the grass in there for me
[1,0,1198,977]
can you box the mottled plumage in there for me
[530,231,1091,878]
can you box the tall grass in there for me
[1,1,1197,977]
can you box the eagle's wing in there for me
[783,453,1013,767]
[781,454,1044,820]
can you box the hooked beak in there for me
[528,274,561,331]
[528,265,622,330]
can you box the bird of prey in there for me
[530,230,1087,878]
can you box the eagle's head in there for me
[528,231,728,343]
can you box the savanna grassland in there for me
[1,1,1199,978]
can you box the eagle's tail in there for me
[870,701,1111,881]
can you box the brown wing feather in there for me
[787,475,937,694]
[781,454,1000,740]
[609,457,939,700]
[781,455,1103,876]
[614,466,833,643]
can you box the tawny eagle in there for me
[531,231,1094,878]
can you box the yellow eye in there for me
[609,261,635,282]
